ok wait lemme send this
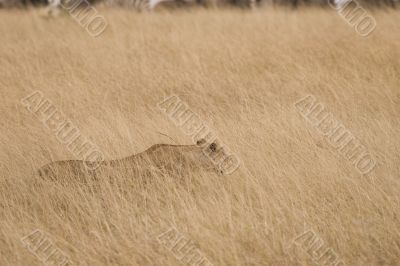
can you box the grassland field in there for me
[0,7,399,266]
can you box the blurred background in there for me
[0,0,398,9]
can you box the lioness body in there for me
[37,141,222,183]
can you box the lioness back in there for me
[37,139,222,183]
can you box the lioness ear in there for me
[196,139,206,146]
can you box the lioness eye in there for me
[209,143,217,152]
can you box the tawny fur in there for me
[37,140,223,183]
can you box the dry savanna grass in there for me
[0,7,399,266]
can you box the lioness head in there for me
[194,139,229,175]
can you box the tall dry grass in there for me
[0,7,399,266]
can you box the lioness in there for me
[37,139,225,183]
